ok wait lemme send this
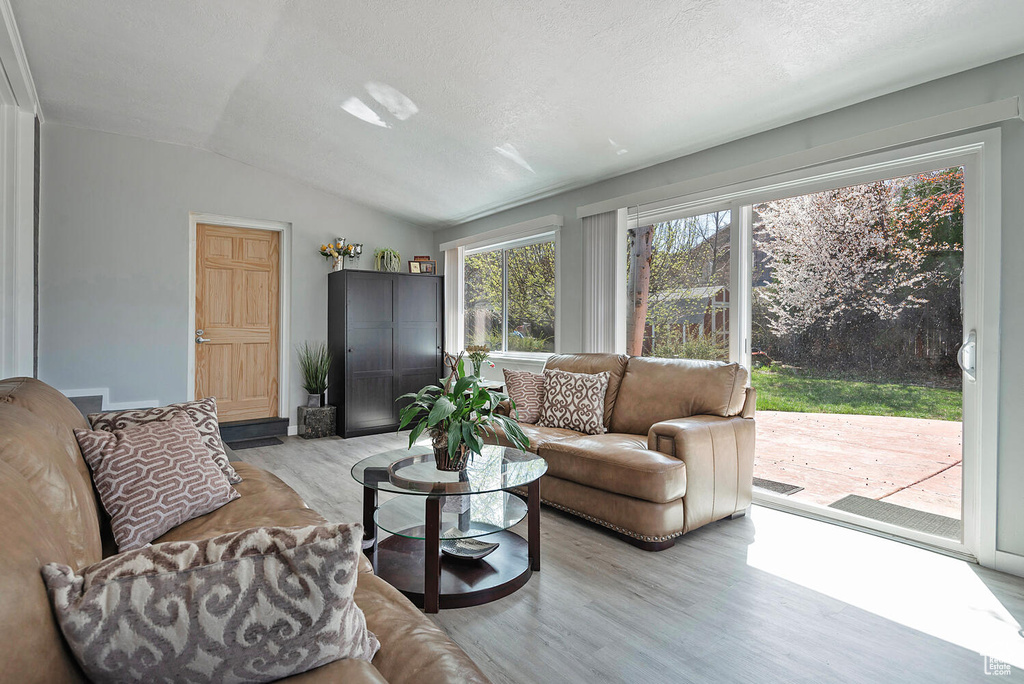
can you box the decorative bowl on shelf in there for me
[440,531,499,561]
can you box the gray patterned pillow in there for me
[503,368,546,424]
[89,397,241,484]
[75,412,240,551]
[42,523,379,684]
[537,369,610,435]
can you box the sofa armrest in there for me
[275,657,388,683]
[648,415,755,533]
[740,386,756,419]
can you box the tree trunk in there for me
[627,224,655,356]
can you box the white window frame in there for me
[0,0,39,379]
[441,215,562,362]
[612,130,1000,567]
[621,203,737,361]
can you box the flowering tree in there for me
[756,181,937,336]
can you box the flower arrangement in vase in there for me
[320,237,362,271]
[465,345,494,377]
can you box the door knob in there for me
[196,336,211,344]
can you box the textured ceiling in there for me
[13,1,1024,227]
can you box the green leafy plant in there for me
[297,341,331,394]
[398,372,529,460]
[374,248,401,273]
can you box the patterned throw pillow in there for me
[42,523,380,684]
[538,369,610,435]
[89,397,241,484]
[74,412,240,551]
[503,368,546,424]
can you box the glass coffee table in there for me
[351,444,547,613]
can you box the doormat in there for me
[226,436,283,450]
[828,495,961,540]
[753,477,804,496]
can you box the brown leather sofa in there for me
[488,354,756,550]
[0,377,489,684]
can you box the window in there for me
[464,238,556,354]
[625,210,730,360]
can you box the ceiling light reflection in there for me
[365,82,419,121]
[494,143,535,174]
[341,97,390,128]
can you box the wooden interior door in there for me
[195,224,280,422]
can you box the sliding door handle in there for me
[957,330,977,382]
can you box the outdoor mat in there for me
[828,494,961,540]
[753,477,804,496]
[226,436,283,450]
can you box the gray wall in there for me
[435,53,1024,559]
[39,123,433,426]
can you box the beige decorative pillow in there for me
[538,369,610,435]
[42,523,379,684]
[503,368,546,424]
[89,397,241,484]
[74,412,239,551]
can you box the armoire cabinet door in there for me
[396,276,443,414]
[345,272,396,431]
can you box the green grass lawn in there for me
[750,367,962,421]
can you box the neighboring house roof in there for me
[651,285,727,303]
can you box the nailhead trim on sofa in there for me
[511,487,684,543]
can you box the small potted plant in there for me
[398,355,528,471]
[465,345,494,378]
[374,247,401,272]
[297,341,331,407]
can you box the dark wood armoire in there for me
[327,270,444,438]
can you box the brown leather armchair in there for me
[0,377,489,684]
[487,354,755,550]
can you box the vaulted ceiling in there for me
[13,1,1024,227]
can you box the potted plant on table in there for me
[297,341,331,407]
[398,355,529,471]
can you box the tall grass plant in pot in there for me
[297,341,331,407]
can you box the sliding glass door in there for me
[621,133,997,560]
[747,167,967,548]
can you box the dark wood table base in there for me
[371,529,532,610]
[363,479,541,613]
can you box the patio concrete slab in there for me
[754,411,962,519]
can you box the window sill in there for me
[487,351,554,365]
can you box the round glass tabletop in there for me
[375,491,527,540]
[351,444,547,495]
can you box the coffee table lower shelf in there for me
[371,529,531,610]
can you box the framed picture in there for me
[409,261,421,274]
[420,260,436,274]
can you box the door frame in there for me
[187,212,291,421]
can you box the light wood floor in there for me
[241,434,1024,683]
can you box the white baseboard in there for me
[60,387,160,411]
[994,550,1024,578]
[287,425,298,436]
